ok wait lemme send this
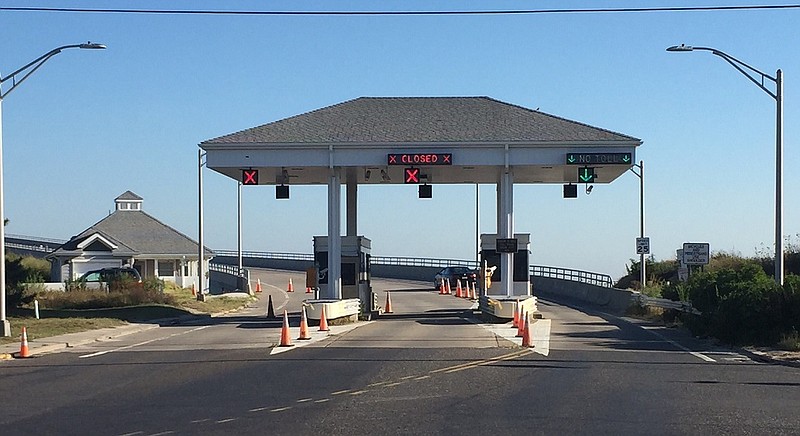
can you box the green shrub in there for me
[711,273,783,344]
[4,253,47,308]
[37,287,177,310]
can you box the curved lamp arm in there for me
[667,44,777,100]
[0,42,105,99]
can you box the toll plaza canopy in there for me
[199,96,642,299]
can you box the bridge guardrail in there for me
[530,265,613,288]
[634,293,701,315]
[5,242,54,253]
[6,233,67,245]
[371,256,478,269]
[8,239,617,291]
[213,250,313,262]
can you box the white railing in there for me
[213,249,313,262]
[530,265,613,288]
[6,233,67,245]
[371,256,478,269]
[5,241,54,253]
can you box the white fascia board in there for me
[76,233,118,250]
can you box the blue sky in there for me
[1,1,798,280]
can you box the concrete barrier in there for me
[532,276,635,314]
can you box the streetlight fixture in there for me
[667,44,784,286]
[629,161,645,288]
[0,42,106,337]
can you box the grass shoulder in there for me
[1,283,256,345]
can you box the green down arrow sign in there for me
[578,167,595,183]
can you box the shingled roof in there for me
[201,96,640,145]
[50,193,211,258]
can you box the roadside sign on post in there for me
[678,267,689,282]
[636,237,650,255]
[682,243,710,265]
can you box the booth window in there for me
[157,260,175,277]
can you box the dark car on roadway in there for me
[434,266,479,291]
[80,267,142,283]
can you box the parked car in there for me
[80,267,142,284]
[434,266,479,291]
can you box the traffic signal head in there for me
[404,167,420,184]
[419,184,432,198]
[242,169,259,185]
[577,167,595,183]
[276,185,289,199]
[563,184,577,198]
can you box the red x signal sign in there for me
[404,168,420,184]
[242,169,259,185]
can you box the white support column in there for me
[346,168,358,237]
[497,147,514,297]
[327,167,342,300]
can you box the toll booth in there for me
[313,236,377,316]
[480,234,531,296]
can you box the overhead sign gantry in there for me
[199,96,642,309]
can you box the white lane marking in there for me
[268,321,372,355]
[638,326,715,362]
[79,326,211,358]
[270,406,292,412]
[331,389,350,395]
[249,407,269,412]
[261,283,289,311]
[296,398,313,403]
[119,432,144,436]
[216,418,237,424]
[314,398,330,403]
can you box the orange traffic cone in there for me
[191,283,196,297]
[384,291,393,313]
[469,282,477,300]
[512,299,520,328]
[287,278,294,292]
[19,326,31,358]
[267,294,276,319]
[256,278,262,293]
[306,286,312,294]
[319,306,329,332]
[516,311,527,338]
[445,279,451,295]
[439,278,446,295]
[298,306,311,340]
[279,310,293,347]
[522,314,534,348]
[456,279,463,298]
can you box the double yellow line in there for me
[430,349,532,374]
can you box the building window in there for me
[157,260,175,277]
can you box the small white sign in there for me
[636,237,650,255]
[683,242,710,265]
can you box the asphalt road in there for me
[1,270,798,435]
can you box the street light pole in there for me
[629,161,645,288]
[0,42,106,337]
[667,44,784,286]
